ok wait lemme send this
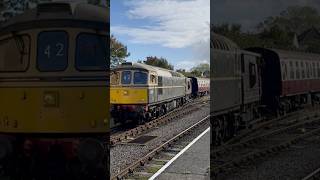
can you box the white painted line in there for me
[149,127,210,180]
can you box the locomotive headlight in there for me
[123,90,129,95]
[43,91,59,107]
[78,138,104,164]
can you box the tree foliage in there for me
[110,34,130,68]
[257,6,320,34]
[213,6,320,52]
[139,56,174,70]
[177,63,210,77]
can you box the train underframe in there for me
[111,96,188,125]
[212,91,320,146]
[279,92,320,115]
[0,134,107,180]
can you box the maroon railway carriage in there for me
[197,77,210,95]
[247,48,320,113]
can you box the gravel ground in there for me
[217,132,320,180]
[110,102,210,176]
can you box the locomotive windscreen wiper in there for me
[12,33,26,64]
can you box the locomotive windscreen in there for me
[76,33,108,71]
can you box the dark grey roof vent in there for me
[37,3,72,15]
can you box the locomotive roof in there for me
[114,62,185,78]
[0,2,108,33]
[211,32,239,50]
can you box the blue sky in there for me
[110,0,210,70]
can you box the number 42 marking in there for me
[44,43,64,59]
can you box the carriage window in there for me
[301,62,305,79]
[306,62,310,78]
[37,31,68,71]
[281,62,286,80]
[311,62,314,78]
[284,63,288,80]
[296,61,300,79]
[289,61,294,79]
[313,62,316,78]
[318,62,320,78]
[0,35,30,72]
[111,71,120,85]
[134,71,148,84]
[76,33,107,71]
[121,71,131,84]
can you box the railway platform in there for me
[151,127,210,180]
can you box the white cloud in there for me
[111,0,210,49]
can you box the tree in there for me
[140,56,174,70]
[257,6,320,34]
[176,63,210,77]
[213,6,320,52]
[110,34,130,68]
[190,63,210,77]
[256,6,320,51]
[176,69,192,77]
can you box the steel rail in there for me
[111,115,210,180]
[110,98,209,145]
[212,115,320,177]
[302,167,320,180]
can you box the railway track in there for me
[111,115,210,180]
[211,112,320,178]
[110,96,209,145]
[224,107,319,146]
[302,167,320,180]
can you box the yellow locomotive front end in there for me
[0,2,109,179]
[110,63,156,124]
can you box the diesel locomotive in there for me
[211,32,320,145]
[110,62,209,125]
[0,2,109,179]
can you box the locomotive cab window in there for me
[150,74,157,84]
[121,71,131,84]
[76,33,107,71]
[0,35,30,72]
[37,31,68,71]
[134,71,148,84]
[249,62,256,88]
